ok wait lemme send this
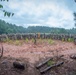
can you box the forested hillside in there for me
[27,26,68,33]
[0,19,26,34]
[0,19,76,34]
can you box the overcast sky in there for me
[0,0,76,29]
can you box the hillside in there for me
[0,19,26,34]
[0,19,76,34]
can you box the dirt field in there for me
[0,39,76,75]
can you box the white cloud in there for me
[45,5,74,29]
[0,0,75,29]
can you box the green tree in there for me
[0,19,27,34]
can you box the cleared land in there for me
[0,39,76,75]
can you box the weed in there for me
[47,60,55,66]
[62,38,64,41]
[2,38,10,43]
[31,38,34,43]
[38,38,42,43]
[25,38,29,43]
[68,38,74,42]
[2,39,7,43]
[14,40,21,46]
[48,39,54,45]
[8,40,13,44]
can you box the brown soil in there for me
[0,40,76,75]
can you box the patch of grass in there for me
[31,38,35,43]
[47,60,55,66]
[2,38,10,43]
[8,40,13,44]
[25,38,29,43]
[62,38,64,41]
[2,39,7,43]
[6,39,24,45]
[6,38,10,42]
[14,40,21,46]
[38,38,42,43]
[48,39,54,45]
[3,38,14,44]
[42,39,46,43]
[68,38,74,42]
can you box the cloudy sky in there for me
[0,0,76,29]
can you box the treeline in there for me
[0,19,26,34]
[0,19,76,34]
[27,26,67,33]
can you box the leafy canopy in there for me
[0,0,14,17]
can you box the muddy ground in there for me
[0,39,76,75]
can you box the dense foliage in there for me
[0,19,76,34]
[0,19,26,34]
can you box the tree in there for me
[74,13,76,27]
[0,0,14,17]
[75,0,76,2]
[74,0,76,27]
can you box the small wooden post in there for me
[34,33,37,44]
[0,45,3,58]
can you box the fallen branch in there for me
[40,61,64,74]
[70,54,76,59]
[36,58,53,69]
[0,45,3,58]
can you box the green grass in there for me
[2,38,56,45]
[25,38,29,43]
[62,38,74,42]
[48,39,54,45]
[7,40,23,46]
[68,38,74,42]
[47,60,55,66]
[31,38,36,43]
[62,38,64,41]
[14,40,21,45]
[38,38,43,43]
[2,38,10,43]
